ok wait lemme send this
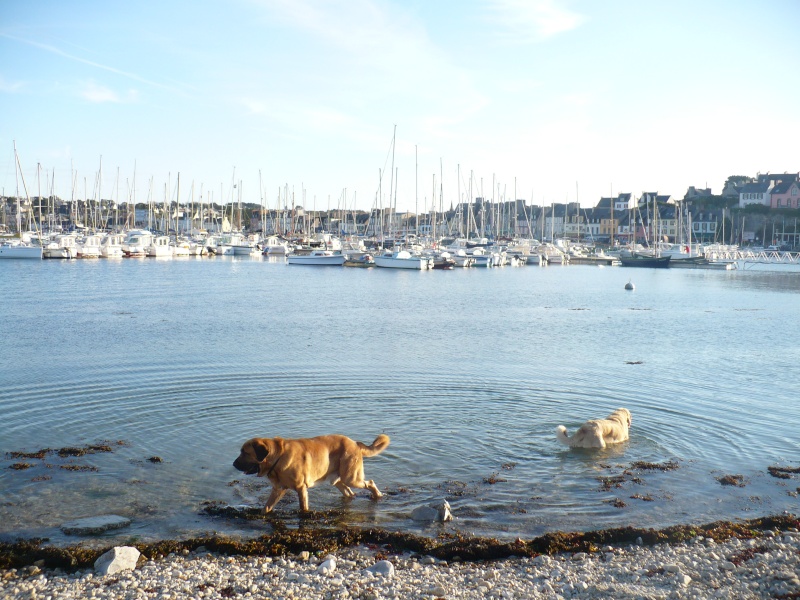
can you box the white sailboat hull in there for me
[0,244,43,259]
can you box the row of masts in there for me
[4,141,713,248]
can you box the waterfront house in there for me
[739,173,799,209]
[684,186,712,200]
[542,203,569,241]
[770,179,800,209]
[688,208,723,243]
[656,204,678,242]
[739,181,772,208]
[583,198,617,243]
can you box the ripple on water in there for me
[1,260,799,541]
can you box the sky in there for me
[1,0,799,214]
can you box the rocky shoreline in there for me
[1,515,798,599]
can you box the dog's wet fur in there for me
[233,434,389,512]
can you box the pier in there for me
[705,249,800,270]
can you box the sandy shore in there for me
[2,525,799,599]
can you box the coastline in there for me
[1,515,798,599]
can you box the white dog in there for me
[556,408,631,449]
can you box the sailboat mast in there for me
[610,184,614,248]
[415,145,418,240]
[176,172,180,241]
[389,125,396,240]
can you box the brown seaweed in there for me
[1,514,795,571]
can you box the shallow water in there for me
[1,256,799,544]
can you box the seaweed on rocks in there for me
[596,460,678,492]
[8,463,34,471]
[1,514,796,571]
[717,474,746,487]
[6,450,51,460]
[483,472,507,485]
[626,460,679,472]
[5,441,124,462]
[59,464,99,472]
[768,465,800,479]
[56,445,114,458]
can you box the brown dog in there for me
[233,434,390,512]
[556,408,631,449]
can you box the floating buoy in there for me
[624,280,635,291]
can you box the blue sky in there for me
[2,0,798,214]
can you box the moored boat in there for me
[0,241,43,259]
[261,235,291,255]
[43,234,78,259]
[77,234,102,258]
[99,233,125,258]
[431,251,456,270]
[669,256,735,269]
[343,253,374,267]
[147,235,172,258]
[373,250,432,270]
[122,230,154,257]
[287,249,345,266]
[619,252,671,268]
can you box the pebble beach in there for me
[3,527,799,599]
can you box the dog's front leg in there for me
[296,486,310,512]
[264,486,287,513]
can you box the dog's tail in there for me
[556,425,572,446]
[359,434,390,457]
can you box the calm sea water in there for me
[1,256,799,545]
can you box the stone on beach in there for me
[318,557,337,575]
[94,546,140,575]
[3,529,800,600]
[60,515,131,535]
[365,560,395,577]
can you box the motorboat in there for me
[343,253,374,267]
[373,250,432,270]
[286,249,345,266]
[452,249,475,268]
[261,235,291,255]
[77,234,102,258]
[122,230,154,257]
[430,251,456,269]
[147,235,172,258]
[172,240,191,257]
[99,233,125,258]
[43,234,78,259]
[218,232,256,256]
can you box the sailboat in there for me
[619,251,671,268]
[0,142,43,259]
[619,194,670,268]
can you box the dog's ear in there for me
[251,439,270,462]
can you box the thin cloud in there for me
[484,0,586,43]
[0,75,26,93]
[249,0,487,129]
[79,81,139,104]
[1,33,177,92]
